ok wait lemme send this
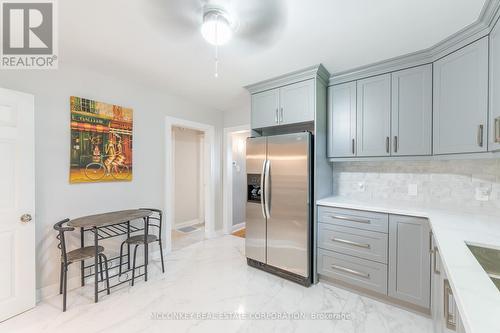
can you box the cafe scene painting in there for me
[70,96,133,183]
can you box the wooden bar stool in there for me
[118,209,165,285]
[54,219,110,311]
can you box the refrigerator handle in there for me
[260,160,267,219]
[264,160,271,218]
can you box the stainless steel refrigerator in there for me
[245,132,312,286]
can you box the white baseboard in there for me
[174,218,202,229]
[231,222,246,233]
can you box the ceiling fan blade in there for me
[234,0,287,47]
[144,0,206,38]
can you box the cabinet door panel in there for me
[433,37,488,154]
[279,79,315,125]
[388,215,431,309]
[356,74,391,156]
[490,20,500,151]
[251,89,280,129]
[392,65,432,156]
[328,82,357,157]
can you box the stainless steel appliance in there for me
[245,132,312,286]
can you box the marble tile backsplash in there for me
[332,159,500,210]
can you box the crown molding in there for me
[245,64,330,94]
[329,0,500,86]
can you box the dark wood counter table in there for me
[68,209,153,302]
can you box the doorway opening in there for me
[165,117,216,252]
[223,125,250,238]
[171,126,205,250]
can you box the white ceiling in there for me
[60,0,486,112]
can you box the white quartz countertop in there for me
[317,196,500,333]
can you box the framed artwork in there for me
[69,96,133,183]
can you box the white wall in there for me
[173,127,203,226]
[231,131,249,226]
[223,106,250,128]
[0,64,224,295]
[333,159,500,211]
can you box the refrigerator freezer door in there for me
[245,137,267,263]
[266,132,311,277]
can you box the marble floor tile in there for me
[0,236,432,333]
[171,223,205,250]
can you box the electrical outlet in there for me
[358,182,366,192]
[475,186,491,201]
[408,183,418,196]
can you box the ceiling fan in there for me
[146,0,287,77]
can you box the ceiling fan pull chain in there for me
[214,14,219,78]
[214,43,219,78]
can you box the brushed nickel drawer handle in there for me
[429,231,433,254]
[329,214,371,224]
[386,136,390,154]
[477,124,484,147]
[275,108,279,123]
[495,117,500,143]
[433,246,441,275]
[444,279,457,331]
[331,264,370,279]
[331,238,371,249]
[394,136,398,153]
[352,138,355,155]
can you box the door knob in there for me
[20,214,32,223]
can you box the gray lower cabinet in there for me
[432,242,466,333]
[327,82,357,157]
[318,223,388,264]
[356,74,392,156]
[318,206,389,233]
[279,79,315,125]
[318,249,388,294]
[433,37,489,155]
[391,64,433,156]
[490,18,500,151]
[317,206,389,295]
[431,234,444,333]
[388,215,431,309]
[251,89,280,129]
[318,205,433,313]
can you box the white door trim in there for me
[165,117,216,252]
[222,125,250,235]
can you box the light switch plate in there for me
[408,183,418,196]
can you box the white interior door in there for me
[0,88,35,322]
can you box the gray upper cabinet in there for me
[250,79,315,129]
[327,82,356,157]
[391,65,432,156]
[490,19,500,151]
[388,215,431,309]
[433,37,489,155]
[251,89,280,129]
[356,74,392,156]
[279,79,315,125]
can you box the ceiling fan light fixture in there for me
[201,8,233,46]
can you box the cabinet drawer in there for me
[318,206,389,233]
[318,249,388,294]
[318,223,388,264]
